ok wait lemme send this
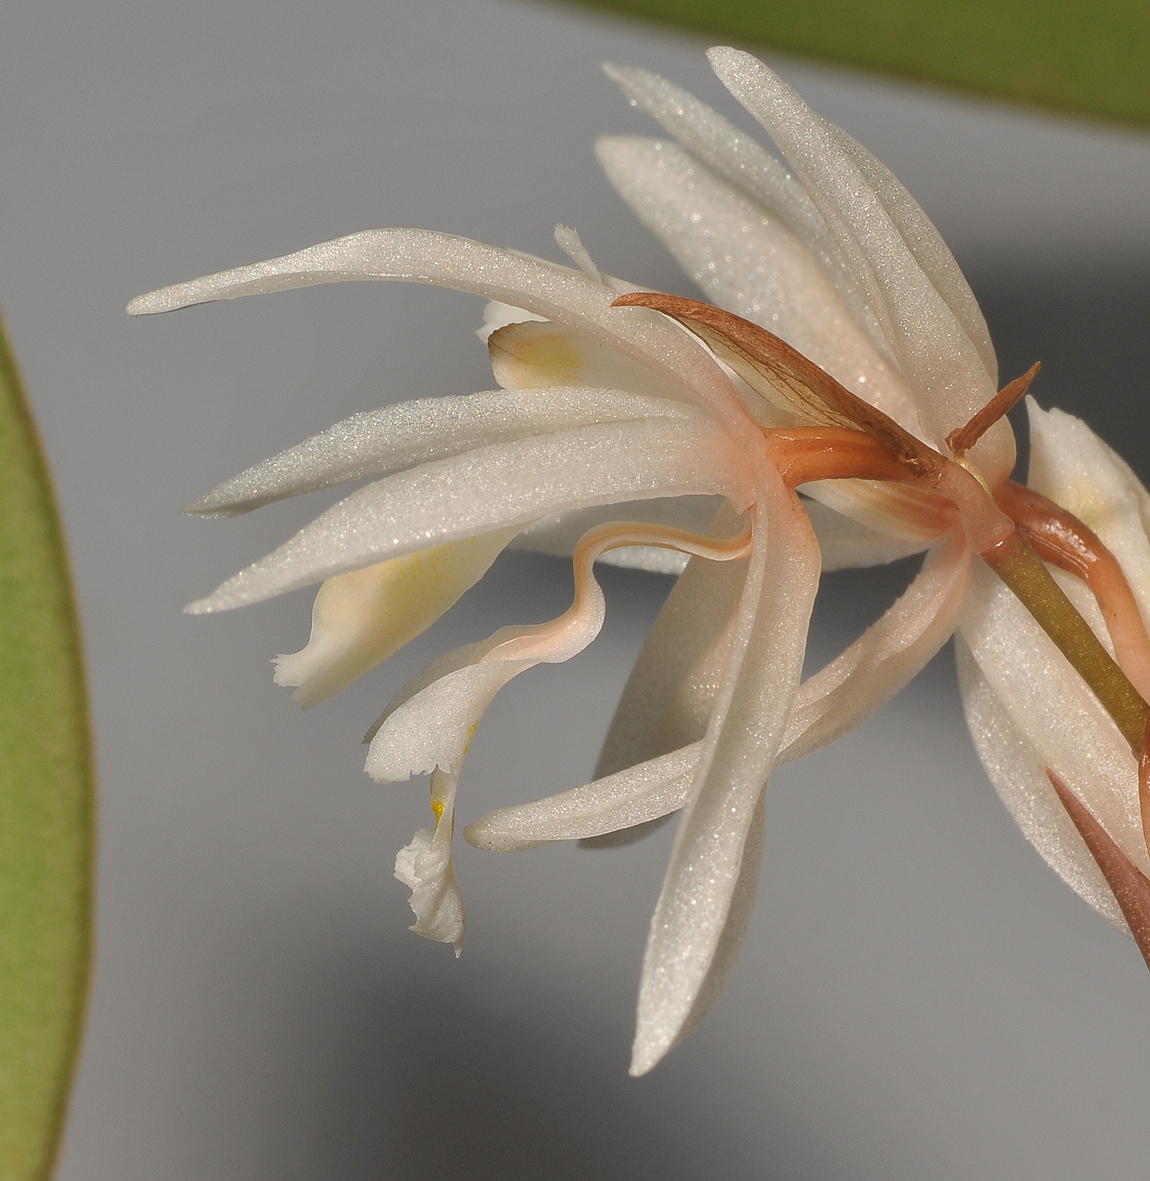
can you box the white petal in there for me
[803,497,932,571]
[129,227,755,433]
[595,135,924,437]
[1027,398,1150,629]
[187,415,752,613]
[779,530,971,762]
[958,559,1148,875]
[553,224,603,283]
[955,639,1127,932]
[600,64,883,355]
[706,48,1011,482]
[188,387,695,517]
[487,321,687,400]
[631,467,820,1075]
[274,528,518,708]
[595,504,749,780]
[464,743,702,851]
[395,768,466,954]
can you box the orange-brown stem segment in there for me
[995,480,1150,702]
[1140,716,1150,859]
[1047,768,1150,973]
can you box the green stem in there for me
[981,529,1149,750]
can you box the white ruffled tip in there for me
[394,827,465,956]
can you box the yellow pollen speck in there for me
[431,798,446,825]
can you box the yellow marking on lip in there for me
[431,798,446,825]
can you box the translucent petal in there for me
[803,497,931,571]
[487,321,684,400]
[186,415,751,613]
[955,639,1127,932]
[958,559,1149,876]
[188,387,695,517]
[706,48,1011,483]
[128,227,755,434]
[1027,398,1150,630]
[274,528,518,708]
[464,743,702,851]
[595,135,923,437]
[631,468,820,1075]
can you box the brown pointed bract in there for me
[946,362,1040,457]
[612,292,944,477]
[1047,768,1150,971]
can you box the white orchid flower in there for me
[129,46,1150,1075]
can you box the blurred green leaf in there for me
[576,0,1150,125]
[0,312,93,1181]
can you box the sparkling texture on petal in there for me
[959,560,1149,877]
[187,416,752,613]
[706,48,1011,483]
[631,468,820,1075]
[595,135,923,438]
[188,387,695,517]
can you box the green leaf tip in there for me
[0,310,94,1181]
[576,0,1150,126]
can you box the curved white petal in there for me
[464,743,702,852]
[395,769,466,954]
[595,135,923,438]
[129,227,758,440]
[1027,398,1150,629]
[706,48,1011,483]
[187,415,752,613]
[631,468,820,1076]
[366,659,534,781]
[958,559,1148,876]
[188,387,697,517]
[601,63,883,355]
[955,639,1127,932]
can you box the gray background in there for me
[4,1,1150,1177]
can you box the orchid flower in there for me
[128,46,1150,1076]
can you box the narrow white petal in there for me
[955,639,1127,932]
[803,497,932,571]
[188,387,694,517]
[632,468,821,1075]
[600,64,883,355]
[187,415,751,613]
[595,135,923,437]
[553,224,603,283]
[464,743,702,851]
[595,505,749,780]
[779,530,971,763]
[1027,398,1150,629]
[129,227,755,434]
[958,560,1148,875]
[706,48,1011,482]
